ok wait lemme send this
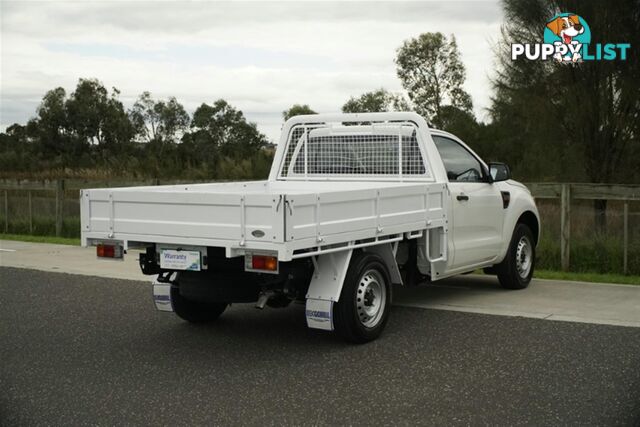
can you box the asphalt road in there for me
[1,267,639,426]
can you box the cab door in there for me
[432,135,504,270]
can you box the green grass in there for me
[0,233,80,246]
[534,270,640,286]
[0,217,81,239]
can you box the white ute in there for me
[81,112,540,343]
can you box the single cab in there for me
[81,112,540,342]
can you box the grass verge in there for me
[0,233,80,246]
[534,270,640,286]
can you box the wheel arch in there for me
[305,245,399,332]
[496,206,540,265]
[517,210,540,246]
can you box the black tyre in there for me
[171,285,227,323]
[333,252,392,343]
[495,223,535,290]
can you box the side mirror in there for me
[488,162,511,182]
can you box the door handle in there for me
[456,193,469,201]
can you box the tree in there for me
[129,91,190,143]
[99,88,136,150]
[0,124,31,173]
[395,33,473,128]
[33,87,70,158]
[64,78,135,162]
[129,92,157,142]
[341,89,411,113]
[65,79,108,145]
[439,105,481,144]
[185,99,269,178]
[0,80,277,180]
[493,0,640,229]
[191,99,267,152]
[282,104,316,121]
[128,92,190,177]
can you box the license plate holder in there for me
[159,249,202,271]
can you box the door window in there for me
[432,136,485,182]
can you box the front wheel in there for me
[333,252,392,343]
[495,223,535,289]
[171,285,227,323]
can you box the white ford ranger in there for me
[81,112,539,343]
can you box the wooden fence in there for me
[0,178,192,238]
[527,183,639,274]
[1,179,639,273]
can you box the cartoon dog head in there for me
[546,15,584,44]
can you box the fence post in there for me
[28,191,33,234]
[623,202,629,275]
[55,179,65,237]
[3,190,7,233]
[560,183,571,271]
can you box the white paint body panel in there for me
[495,180,541,263]
[448,181,504,269]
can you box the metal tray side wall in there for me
[285,183,447,244]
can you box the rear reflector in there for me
[245,253,278,274]
[97,243,123,259]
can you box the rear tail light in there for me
[97,243,123,259]
[245,253,278,274]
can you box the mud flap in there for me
[305,298,334,331]
[304,249,352,331]
[152,278,173,312]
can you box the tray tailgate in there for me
[82,189,284,244]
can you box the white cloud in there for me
[1,1,502,142]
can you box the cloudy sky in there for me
[1,0,503,142]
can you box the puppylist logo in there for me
[512,12,631,63]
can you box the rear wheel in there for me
[496,223,535,290]
[333,252,392,343]
[171,285,227,323]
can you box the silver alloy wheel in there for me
[356,269,387,328]
[515,235,533,279]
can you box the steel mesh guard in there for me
[279,124,430,179]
